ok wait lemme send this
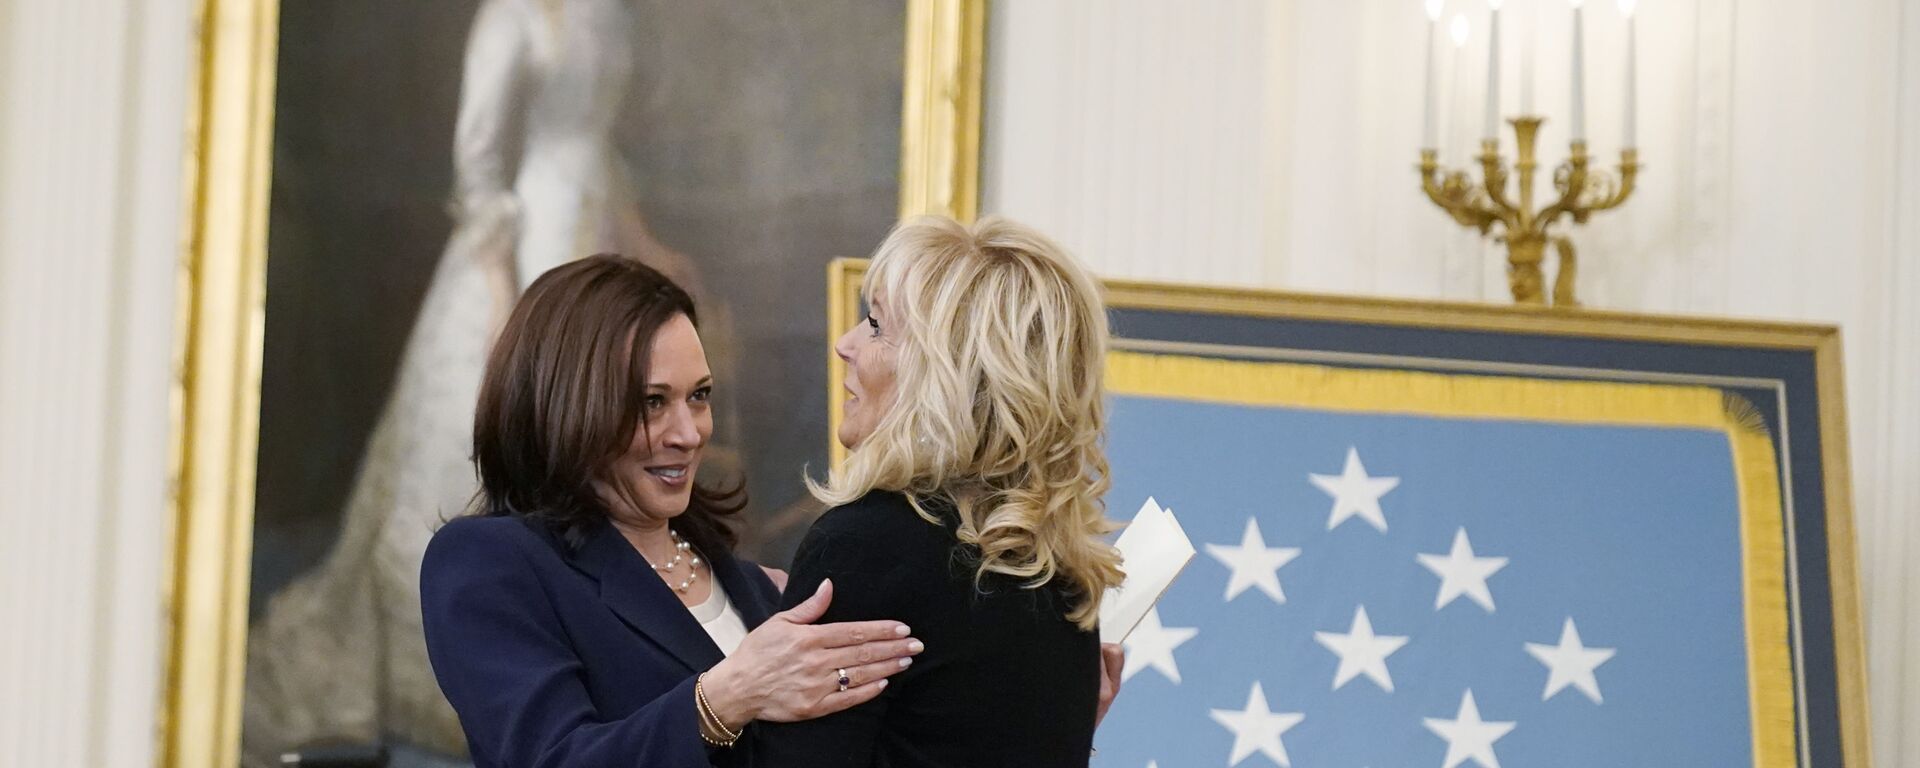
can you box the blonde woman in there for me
[748,216,1127,766]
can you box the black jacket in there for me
[753,490,1100,767]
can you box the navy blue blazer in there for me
[420,514,780,768]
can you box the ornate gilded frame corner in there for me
[897,0,985,222]
[163,0,280,766]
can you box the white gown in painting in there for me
[241,1,720,762]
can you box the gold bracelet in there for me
[703,677,742,741]
[695,682,737,747]
[694,673,742,747]
[695,679,736,747]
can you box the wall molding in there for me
[0,0,190,765]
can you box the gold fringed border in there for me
[1106,349,1795,768]
[1723,393,1796,768]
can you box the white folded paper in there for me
[1098,497,1197,644]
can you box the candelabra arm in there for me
[1417,151,1449,204]
[1536,141,1592,229]
[1419,150,1503,234]
[1477,141,1519,224]
[1584,148,1640,212]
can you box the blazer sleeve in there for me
[420,520,713,768]
[746,515,901,766]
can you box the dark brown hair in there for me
[471,254,744,556]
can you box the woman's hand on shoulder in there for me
[699,578,923,726]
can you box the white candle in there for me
[1570,0,1587,142]
[1450,14,1471,162]
[1423,0,1443,148]
[1485,0,1503,141]
[1521,0,1537,114]
[1621,0,1637,147]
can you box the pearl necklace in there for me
[646,528,704,594]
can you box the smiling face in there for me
[834,293,901,450]
[599,313,714,524]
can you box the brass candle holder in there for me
[1418,116,1639,306]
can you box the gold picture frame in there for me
[163,0,986,765]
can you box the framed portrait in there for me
[167,1,981,766]
[828,259,1871,767]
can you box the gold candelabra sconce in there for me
[1419,117,1639,306]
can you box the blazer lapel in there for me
[569,521,723,673]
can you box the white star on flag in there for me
[1422,689,1516,768]
[1205,517,1301,603]
[1313,605,1409,692]
[1121,608,1199,684]
[1417,527,1508,612]
[1309,446,1401,532]
[1209,681,1305,767]
[1524,617,1617,704]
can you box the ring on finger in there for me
[836,667,851,692]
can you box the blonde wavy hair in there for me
[810,215,1124,630]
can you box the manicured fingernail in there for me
[899,657,913,668]
[877,679,888,688]
[818,579,832,594]
[907,640,925,653]
[894,624,911,636]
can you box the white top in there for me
[688,577,749,657]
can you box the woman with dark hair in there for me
[420,255,922,767]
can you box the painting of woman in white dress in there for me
[240,1,904,764]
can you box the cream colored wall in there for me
[982,0,1285,286]
[985,0,1920,764]
[0,0,193,765]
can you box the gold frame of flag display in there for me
[828,259,1870,768]
[164,0,987,765]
